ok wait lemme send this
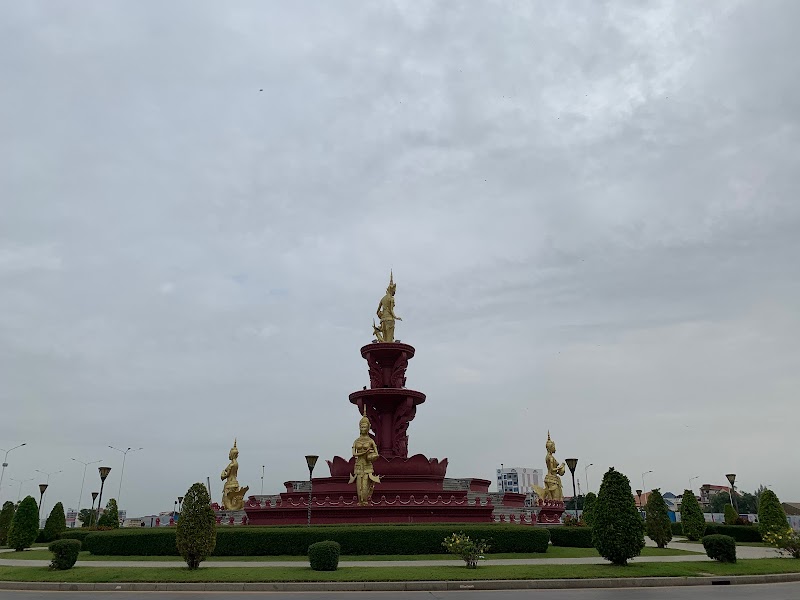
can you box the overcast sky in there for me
[2,1,799,519]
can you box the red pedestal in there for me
[536,499,566,524]
[245,340,523,526]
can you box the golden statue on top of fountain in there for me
[531,431,566,501]
[372,271,401,343]
[220,439,249,510]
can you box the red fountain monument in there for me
[244,274,533,525]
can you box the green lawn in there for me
[3,546,696,562]
[0,560,797,583]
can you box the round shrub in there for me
[680,490,706,541]
[592,468,645,566]
[702,534,736,563]
[645,489,673,548]
[309,540,341,571]
[49,539,82,570]
[7,496,39,551]
[176,483,217,569]
[758,490,787,539]
[548,527,593,548]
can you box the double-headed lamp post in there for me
[726,473,737,512]
[641,470,653,494]
[584,463,594,494]
[95,467,112,527]
[565,458,579,518]
[305,455,319,527]
[108,446,142,510]
[9,477,33,503]
[72,458,102,522]
[689,475,700,492]
[0,443,26,500]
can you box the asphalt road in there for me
[0,582,799,599]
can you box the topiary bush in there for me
[0,501,15,546]
[176,483,217,569]
[308,540,341,571]
[548,527,593,548]
[83,524,550,556]
[680,490,706,541]
[758,490,788,539]
[582,492,598,528]
[41,502,66,543]
[97,499,120,529]
[592,468,645,566]
[6,496,39,551]
[723,503,739,526]
[702,534,736,563]
[48,539,82,570]
[645,489,673,548]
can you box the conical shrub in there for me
[591,468,644,565]
[582,492,598,527]
[723,503,739,525]
[98,499,120,529]
[0,501,15,545]
[645,489,673,548]
[176,482,217,569]
[42,502,66,543]
[680,490,706,541]
[758,489,787,538]
[6,496,39,551]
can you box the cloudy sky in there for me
[2,0,799,518]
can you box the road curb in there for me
[0,573,799,592]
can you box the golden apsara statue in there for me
[531,431,566,501]
[220,439,249,510]
[372,271,401,343]
[348,408,381,505]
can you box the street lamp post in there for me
[38,484,48,522]
[260,465,265,496]
[636,489,643,518]
[725,473,737,512]
[71,458,102,521]
[108,446,142,510]
[499,463,504,493]
[95,467,112,527]
[89,492,99,527]
[689,475,700,492]
[584,463,593,494]
[9,477,33,503]
[178,496,184,514]
[305,455,318,527]
[0,443,26,501]
[641,470,653,494]
[34,469,62,517]
[565,458,579,518]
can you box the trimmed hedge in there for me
[60,529,94,544]
[547,527,593,548]
[84,524,551,556]
[670,522,763,543]
[48,539,81,570]
[702,534,736,563]
[309,540,340,571]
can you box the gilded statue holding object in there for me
[349,408,381,505]
[372,271,401,343]
[531,431,566,501]
[220,439,249,510]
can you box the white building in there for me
[497,467,543,494]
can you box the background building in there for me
[497,467,542,494]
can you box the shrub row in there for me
[670,521,762,543]
[547,527,593,548]
[83,524,551,556]
[60,529,94,544]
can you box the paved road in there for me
[0,582,798,599]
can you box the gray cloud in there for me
[1,0,798,517]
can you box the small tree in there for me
[723,503,739,525]
[680,490,706,541]
[0,501,15,545]
[41,502,66,543]
[97,499,120,529]
[758,489,787,538]
[176,482,217,569]
[645,488,673,548]
[582,492,598,527]
[77,508,94,528]
[6,496,39,551]
[591,468,644,566]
